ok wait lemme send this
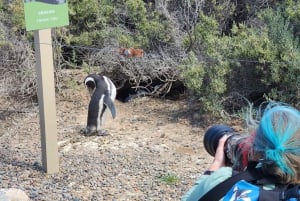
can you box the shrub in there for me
[182,9,300,115]
[0,21,36,102]
[258,9,300,104]
[181,14,230,116]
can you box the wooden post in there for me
[34,28,59,173]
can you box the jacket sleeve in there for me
[181,167,233,201]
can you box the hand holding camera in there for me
[204,125,251,171]
[207,134,229,171]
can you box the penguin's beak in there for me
[88,87,94,97]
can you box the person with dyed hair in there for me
[253,103,300,184]
[182,102,300,201]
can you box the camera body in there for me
[203,125,249,171]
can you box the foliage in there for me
[179,52,205,96]
[67,0,113,46]
[279,0,300,38]
[63,0,174,49]
[0,0,25,32]
[225,23,274,95]
[182,8,300,114]
[182,14,230,115]
[1,0,300,118]
[258,9,300,103]
[202,0,235,33]
[156,173,179,185]
[123,0,174,48]
[0,20,36,102]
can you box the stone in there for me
[0,188,30,201]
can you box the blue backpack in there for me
[223,180,260,201]
[199,165,300,201]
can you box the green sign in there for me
[24,0,69,31]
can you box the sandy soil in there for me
[0,70,242,200]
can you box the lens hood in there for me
[203,124,234,156]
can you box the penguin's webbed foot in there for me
[80,127,96,136]
[97,130,109,136]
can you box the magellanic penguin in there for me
[83,74,116,135]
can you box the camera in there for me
[203,124,250,171]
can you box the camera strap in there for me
[198,167,264,201]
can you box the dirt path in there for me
[0,71,217,200]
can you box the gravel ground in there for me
[0,77,216,201]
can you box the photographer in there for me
[182,102,300,201]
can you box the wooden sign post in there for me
[24,0,69,173]
[34,29,59,173]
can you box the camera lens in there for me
[203,124,234,156]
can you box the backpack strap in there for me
[199,168,264,201]
[259,188,284,201]
[284,185,300,200]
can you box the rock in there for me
[0,188,30,201]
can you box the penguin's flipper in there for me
[104,95,116,119]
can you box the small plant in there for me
[66,79,80,91]
[156,173,179,185]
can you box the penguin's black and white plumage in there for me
[82,74,116,135]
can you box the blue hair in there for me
[253,102,300,175]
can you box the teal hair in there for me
[253,102,300,175]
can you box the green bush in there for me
[179,52,205,96]
[181,14,230,116]
[258,9,300,103]
[2,0,300,114]
[124,0,174,48]
[224,23,275,101]
[182,9,300,115]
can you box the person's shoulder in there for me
[208,167,232,180]
[182,167,233,201]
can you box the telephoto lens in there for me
[203,124,250,170]
[203,124,234,157]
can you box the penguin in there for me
[82,74,117,135]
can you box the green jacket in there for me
[181,167,233,201]
[181,166,275,201]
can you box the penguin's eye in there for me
[86,81,95,90]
